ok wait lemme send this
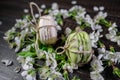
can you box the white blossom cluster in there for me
[38,51,64,80]
[90,56,104,80]
[49,2,69,19]
[89,30,103,48]
[17,56,36,80]
[4,18,35,52]
[90,46,120,80]
[105,23,120,46]
[69,5,86,24]
[93,6,105,12]
[98,47,120,64]
[68,5,107,49]
[89,10,110,49]
[63,63,78,73]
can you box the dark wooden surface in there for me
[0,0,120,80]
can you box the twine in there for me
[30,2,41,26]
[55,32,93,55]
[30,2,42,55]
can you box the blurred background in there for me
[0,0,120,80]
[0,0,120,32]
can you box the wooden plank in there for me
[0,32,23,80]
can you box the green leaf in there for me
[110,46,115,53]
[55,54,66,61]
[80,21,90,30]
[63,70,69,80]
[28,69,36,75]
[44,9,50,14]
[98,41,104,48]
[69,10,77,19]
[72,76,81,80]
[17,51,37,58]
[41,46,48,51]
[30,45,36,52]
[56,13,63,25]
[47,47,54,53]
[117,32,120,36]
[98,18,112,28]
[113,67,120,78]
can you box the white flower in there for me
[98,54,104,60]
[89,31,102,48]
[76,11,86,19]
[21,71,28,77]
[63,63,73,73]
[114,52,120,63]
[24,9,29,13]
[105,33,115,40]
[62,63,78,73]
[39,67,50,79]
[21,70,36,80]
[89,32,97,48]
[50,9,60,16]
[90,71,104,80]
[98,47,106,54]
[94,25,103,32]
[85,15,95,30]
[26,74,36,80]
[109,29,117,36]
[20,57,34,70]
[52,2,59,10]
[93,6,99,11]
[3,27,16,41]
[105,22,120,46]
[44,51,57,69]
[97,47,106,59]
[17,56,25,64]
[21,28,28,37]
[94,11,107,22]
[104,51,120,63]
[69,5,85,13]
[99,6,104,11]
[41,4,46,9]
[71,0,77,5]
[91,57,104,72]
[49,54,57,69]
[22,45,31,51]
[56,25,62,31]
[35,13,39,18]
[49,70,65,80]
[65,27,72,37]
[14,37,21,52]
[1,59,13,66]
[14,19,22,28]
[106,28,118,42]
[108,23,117,31]
[22,63,33,70]
[25,57,34,63]
[60,9,69,19]
[117,39,120,46]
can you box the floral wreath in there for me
[3,1,120,80]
